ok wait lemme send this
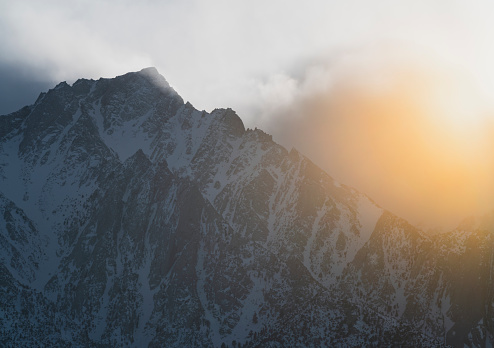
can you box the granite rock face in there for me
[0,68,492,347]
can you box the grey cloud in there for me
[0,63,55,115]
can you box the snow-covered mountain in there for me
[0,67,492,347]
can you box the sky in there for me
[2,0,494,228]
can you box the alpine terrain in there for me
[0,68,492,347]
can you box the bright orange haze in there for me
[276,62,494,229]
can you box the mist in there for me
[259,47,494,230]
[3,0,494,229]
[4,0,494,125]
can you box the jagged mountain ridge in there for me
[0,67,492,347]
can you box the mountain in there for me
[0,67,492,347]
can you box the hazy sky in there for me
[2,0,494,118]
[2,0,494,227]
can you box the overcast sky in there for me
[2,0,494,119]
[2,0,494,227]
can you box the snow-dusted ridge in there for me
[0,68,492,347]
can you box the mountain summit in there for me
[0,68,492,347]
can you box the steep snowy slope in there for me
[0,67,492,347]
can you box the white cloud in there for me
[2,0,494,122]
[2,0,494,226]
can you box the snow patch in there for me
[356,195,383,246]
[196,240,221,346]
[303,200,329,279]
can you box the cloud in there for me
[0,63,55,115]
[2,0,494,227]
[0,1,153,80]
[257,46,494,229]
[5,0,494,119]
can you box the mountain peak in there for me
[135,66,173,92]
[0,68,492,347]
[54,81,69,90]
[138,66,160,75]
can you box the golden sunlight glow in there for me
[287,57,494,229]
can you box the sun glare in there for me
[285,52,494,229]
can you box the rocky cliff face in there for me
[0,67,492,347]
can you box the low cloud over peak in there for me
[257,47,494,229]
